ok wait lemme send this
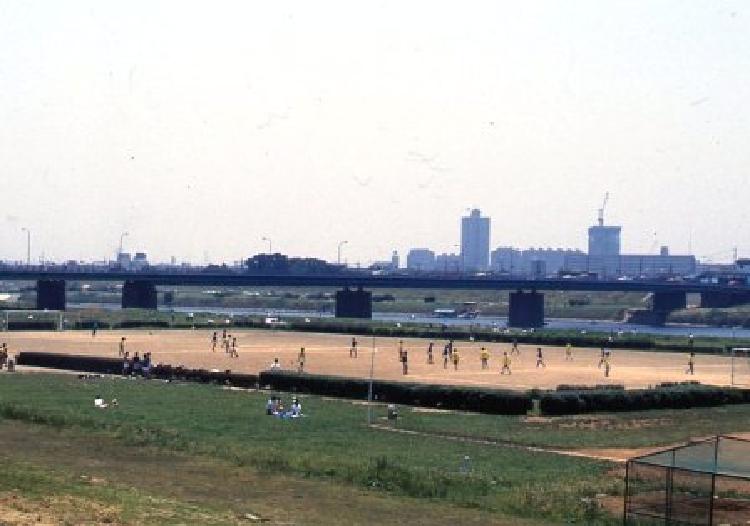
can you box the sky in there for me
[0,1,748,265]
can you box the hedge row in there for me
[539,385,750,415]
[6,322,58,331]
[258,371,532,415]
[15,352,258,388]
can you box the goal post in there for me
[1,310,64,331]
[730,347,750,387]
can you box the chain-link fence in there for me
[625,436,750,525]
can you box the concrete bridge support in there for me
[508,290,544,328]
[122,280,157,309]
[335,287,372,319]
[652,291,687,313]
[36,279,66,310]
[701,291,750,309]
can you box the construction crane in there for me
[597,192,609,226]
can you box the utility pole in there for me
[367,338,376,425]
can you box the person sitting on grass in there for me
[132,352,142,376]
[291,398,303,417]
[266,396,275,415]
[94,395,108,409]
[122,352,131,376]
[141,352,152,378]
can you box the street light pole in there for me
[368,337,376,425]
[262,237,272,254]
[21,227,30,266]
[337,240,348,265]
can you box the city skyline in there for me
[1,1,748,265]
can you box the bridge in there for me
[1,269,749,327]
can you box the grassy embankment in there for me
[0,373,624,525]
[3,372,750,523]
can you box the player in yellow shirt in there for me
[565,343,573,361]
[297,347,306,373]
[480,347,490,369]
[501,351,512,375]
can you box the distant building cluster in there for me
[403,206,697,279]
[116,252,149,271]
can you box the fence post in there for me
[622,461,630,525]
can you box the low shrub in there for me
[258,371,532,415]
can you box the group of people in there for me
[211,329,239,358]
[265,395,303,418]
[122,351,153,377]
[387,338,703,379]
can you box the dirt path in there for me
[369,423,665,463]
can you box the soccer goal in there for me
[1,310,64,331]
[730,348,750,387]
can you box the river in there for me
[68,303,750,339]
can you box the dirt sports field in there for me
[2,329,746,390]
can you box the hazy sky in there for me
[1,1,748,265]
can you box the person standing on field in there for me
[452,348,460,370]
[211,332,218,352]
[427,342,434,364]
[350,337,358,358]
[398,340,404,361]
[597,347,607,369]
[401,348,408,375]
[603,352,611,378]
[297,347,306,373]
[565,343,573,361]
[442,344,449,369]
[480,347,489,369]
[535,347,545,368]
[118,337,126,357]
[686,352,695,375]
[510,338,520,356]
[501,351,512,375]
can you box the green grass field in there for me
[0,373,621,525]
[2,373,749,524]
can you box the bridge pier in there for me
[335,287,372,319]
[122,280,157,309]
[508,290,544,328]
[628,291,688,326]
[701,291,750,308]
[652,291,687,312]
[36,279,66,310]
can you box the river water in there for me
[68,303,750,339]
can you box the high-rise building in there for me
[461,209,490,271]
[588,225,621,256]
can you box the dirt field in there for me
[2,329,744,390]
